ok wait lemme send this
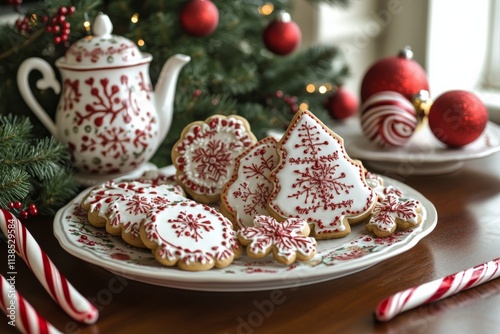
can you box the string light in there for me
[318,85,328,94]
[83,20,91,32]
[299,102,309,111]
[131,13,139,24]
[306,84,316,93]
[83,12,91,33]
[258,3,274,16]
[137,39,145,47]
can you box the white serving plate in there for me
[54,173,437,292]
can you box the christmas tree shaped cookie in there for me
[267,110,377,239]
[220,137,279,229]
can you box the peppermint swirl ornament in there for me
[360,91,419,147]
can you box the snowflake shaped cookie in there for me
[81,179,186,247]
[365,194,422,237]
[172,114,257,204]
[220,137,279,229]
[267,110,377,239]
[238,215,317,265]
[140,200,242,271]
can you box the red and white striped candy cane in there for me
[0,209,98,324]
[375,257,500,321]
[1,274,62,334]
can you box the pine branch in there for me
[36,169,79,215]
[0,116,76,213]
[0,166,31,209]
[1,137,69,181]
[0,114,33,150]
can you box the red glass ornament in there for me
[360,47,429,103]
[263,11,301,56]
[325,87,359,120]
[428,90,488,147]
[180,0,219,37]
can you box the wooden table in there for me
[2,153,500,334]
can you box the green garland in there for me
[0,115,78,215]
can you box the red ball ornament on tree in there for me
[360,47,429,103]
[325,86,359,120]
[428,90,488,147]
[263,10,301,56]
[180,0,219,37]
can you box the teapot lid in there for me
[58,13,150,69]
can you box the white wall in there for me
[292,0,380,95]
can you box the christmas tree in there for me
[0,0,349,213]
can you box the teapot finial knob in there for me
[93,12,113,37]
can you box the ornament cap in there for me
[412,90,432,126]
[92,12,113,37]
[275,10,292,23]
[398,46,414,60]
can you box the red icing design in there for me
[268,110,376,237]
[238,215,316,263]
[173,115,256,200]
[221,137,279,229]
[367,194,421,233]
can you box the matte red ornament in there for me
[263,11,301,56]
[325,87,359,120]
[360,47,429,103]
[180,0,219,37]
[428,90,488,147]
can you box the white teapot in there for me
[17,13,190,181]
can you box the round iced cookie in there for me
[81,180,187,247]
[140,200,242,271]
[171,114,257,204]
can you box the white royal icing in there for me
[84,180,186,237]
[143,201,240,266]
[366,194,421,232]
[238,215,316,261]
[222,137,279,229]
[268,110,376,236]
[174,116,256,197]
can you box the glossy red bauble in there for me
[263,11,301,56]
[325,87,359,120]
[180,0,219,37]
[360,48,429,103]
[428,90,488,147]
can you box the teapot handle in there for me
[17,58,61,138]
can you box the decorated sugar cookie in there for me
[238,215,317,265]
[81,180,186,247]
[365,194,422,237]
[140,201,242,271]
[220,137,279,229]
[129,170,185,195]
[171,114,257,204]
[267,109,377,239]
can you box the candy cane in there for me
[0,274,62,334]
[375,257,500,321]
[0,209,98,324]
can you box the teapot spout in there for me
[154,54,191,142]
